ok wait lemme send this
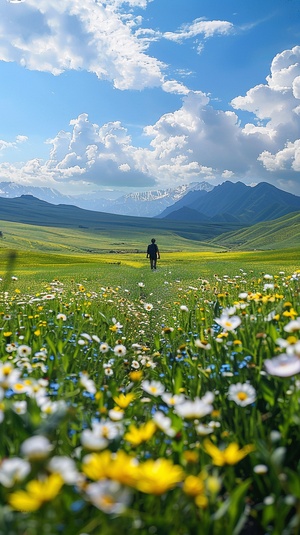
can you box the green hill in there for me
[0,219,226,256]
[210,210,300,250]
[0,195,242,244]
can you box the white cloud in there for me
[231,46,300,190]
[0,2,234,93]
[163,18,233,42]
[0,135,28,152]
[1,47,300,194]
[162,80,190,95]
[0,0,164,90]
[258,140,300,172]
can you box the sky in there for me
[0,0,300,197]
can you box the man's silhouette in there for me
[146,238,160,271]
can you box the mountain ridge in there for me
[158,181,300,223]
[0,180,214,217]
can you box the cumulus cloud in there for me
[0,113,156,188]
[0,0,164,90]
[231,45,300,191]
[0,2,234,93]
[1,46,300,194]
[0,135,28,152]
[258,140,300,172]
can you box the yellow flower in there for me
[82,450,139,487]
[107,451,139,487]
[136,458,184,495]
[206,475,221,495]
[129,370,143,382]
[183,450,199,464]
[195,494,209,508]
[113,392,135,409]
[283,308,297,319]
[183,475,205,497]
[9,474,63,512]
[82,450,112,480]
[124,421,156,447]
[203,439,254,466]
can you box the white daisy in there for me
[85,480,132,514]
[114,344,127,357]
[228,382,256,407]
[214,314,241,331]
[141,380,165,397]
[21,435,53,460]
[264,354,300,377]
[100,343,110,353]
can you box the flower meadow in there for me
[0,268,300,535]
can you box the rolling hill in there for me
[209,210,300,250]
[0,194,242,245]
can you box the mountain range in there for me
[1,180,300,228]
[158,181,300,224]
[0,181,213,217]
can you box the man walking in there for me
[146,238,160,271]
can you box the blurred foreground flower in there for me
[214,314,241,331]
[8,474,63,512]
[20,436,53,461]
[124,421,156,446]
[203,440,254,466]
[136,458,184,495]
[85,480,132,514]
[264,354,300,377]
[0,458,30,488]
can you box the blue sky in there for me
[0,0,300,196]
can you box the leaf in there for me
[260,380,276,407]
[213,479,251,532]
[173,366,182,393]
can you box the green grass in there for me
[0,196,241,242]
[1,246,299,300]
[0,217,300,535]
[0,217,299,299]
[0,220,225,255]
[210,210,300,250]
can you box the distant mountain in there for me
[103,182,214,217]
[156,189,209,219]
[0,181,74,205]
[0,181,214,216]
[162,206,210,222]
[158,181,300,224]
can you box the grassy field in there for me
[1,218,300,534]
[1,245,299,299]
[0,219,225,255]
[211,211,300,250]
[0,216,299,299]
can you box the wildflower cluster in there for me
[0,270,299,535]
